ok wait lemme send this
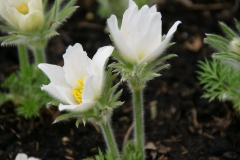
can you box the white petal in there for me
[1,7,23,29]
[15,153,28,160]
[41,83,77,105]
[38,63,71,88]
[82,75,102,103]
[140,21,181,63]
[19,11,43,31]
[59,102,95,112]
[6,0,30,8]
[149,5,157,13]
[63,43,95,86]
[92,46,113,76]
[129,0,137,8]
[28,0,43,12]
[127,12,162,60]
[166,21,181,38]
[107,15,138,64]
[121,0,138,37]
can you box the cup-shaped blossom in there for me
[38,43,114,112]
[0,0,44,32]
[107,0,181,65]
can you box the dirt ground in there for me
[1,0,240,160]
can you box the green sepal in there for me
[0,25,16,33]
[53,112,83,123]
[212,52,240,70]
[75,117,83,128]
[204,37,228,52]
[109,89,123,105]
[205,33,229,44]
[234,18,240,33]
[112,52,177,89]
[219,22,238,40]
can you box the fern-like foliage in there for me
[122,141,143,160]
[0,65,53,118]
[84,141,143,160]
[85,149,112,160]
[198,59,240,110]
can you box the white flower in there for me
[15,153,40,160]
[38,43,113,112]
[107,0,181,64]
[0,0,44,31]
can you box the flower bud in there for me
[0,0,44,32]
[229,37,240,54]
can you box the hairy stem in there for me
[100,121,120,160]
[132,88,145,159]
[18,44,29,70]
[33,47,46,64]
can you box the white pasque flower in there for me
[15,153,40,160]
[107,0,181,65]
[0,0,44,31]
[38,43,113,112]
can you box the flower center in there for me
[72,77,86,104]
[17,4,29,15]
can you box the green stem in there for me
[17,44,29,70]
[132,88,145,159]
[32,47,46,64]
[100,121,120,160]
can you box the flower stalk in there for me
[32,47,46,64]
[99,121,121,160]
[17,44,29,71]
[131,87,145,159]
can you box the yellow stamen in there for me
[17,4,29,15]
[72,77,86,104]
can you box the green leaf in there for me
[84,149,113,160]
[0,92,9,105]
[198,59,240,106]
[122,140,143,160]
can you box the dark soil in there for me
[1,0,240,159]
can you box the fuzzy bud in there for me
[229,37,240,54]
[0,0,44,32]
